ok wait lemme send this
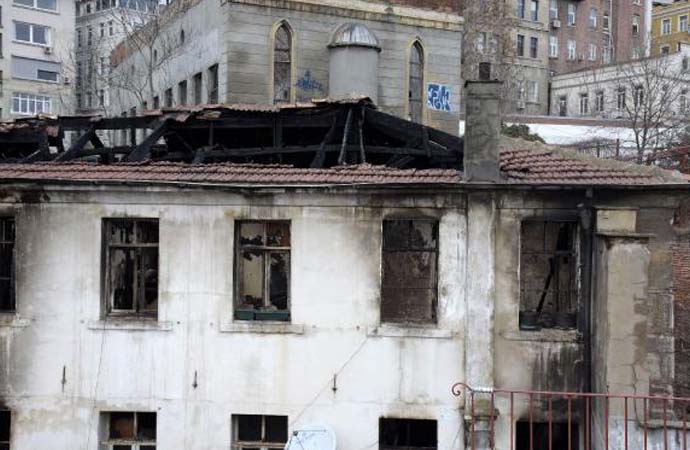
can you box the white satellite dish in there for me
[285,423,337,450]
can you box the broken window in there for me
[102,411,156,450]
[516,421,578,450]
[379,418,437,450]
[0,410,10,450]
[273,23,292,104]
[381,219,438,324]
[519,220,579,330]
[0,218,15,313]
[103,219,159,318]
[232,415,287,450]
[409,42,424,123]
[235,221,290,322]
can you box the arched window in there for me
[409,41,424,123]
[273,23,293,104]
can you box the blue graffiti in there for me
[427,83,452,112]
[296,70,325,93]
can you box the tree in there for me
[461,0,545,115]
[580,45,690,163]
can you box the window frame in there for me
[567,3,576,26]
[549,35,558,58]
[207,64,219,104]
[681,15,689,32]
[234,220,291,322]
[662,18,671,35]
[13,21,50,46]
[379,418,438,450]
[529,36,538,58]
[0,218,15,314]
[517,34,525,57]
[579,93,589,115]
[272,22,293,105]
[101,411,156,450]
[232,414,288,450]
[102,218,159,319]
[13,0,57,12]
[408,41,425,123]
[518,219,581,331]
[380,218,439,325]
[11,92,51,115]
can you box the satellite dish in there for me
[285,423,336,450]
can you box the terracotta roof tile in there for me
[0,162,461,186]
[499,148,682,185]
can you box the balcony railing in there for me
[452,383,690,450]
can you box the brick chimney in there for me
[464,80,503,183]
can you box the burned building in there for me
[0,82,688,449]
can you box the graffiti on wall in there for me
[427,83,452,112]
[296,70,325,94]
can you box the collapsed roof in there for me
[0,98,685,188]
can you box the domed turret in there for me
[328,23,381,102]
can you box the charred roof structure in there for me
[0,98,462,171]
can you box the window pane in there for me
[409,221,437,250]
[110,248,135,311]
[33,26,48,44]
[109,220,135,244]
[240,222,264,246]
[14,0,34,6]
[109,412,135,439]
[37,70,58,82]
[381,252,437,322]
[269,252,289,310]
[137,412,156,440]
[113,446,132,450]
[139,248,158,312]
[237,415,262,441]
[15,22,31,41]
[0,243,13,279]
[0,280,14,312]
[266,222,290,247]
[264,416,288,443]
[136,220,159,244]
[383,220,410,249]
[239,251,264,308]
[36,0,57,9]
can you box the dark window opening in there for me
[379,418,437,450]
[516,421,578,450]
[519,220,579,330]
[233,414,288,450]
[0,410,10,450]
[478,62,492,81]
[193,72,202,105]
[207,64,218,104]
[0,218,15,313]
[235,221,290,322]
[409,42,424,123]
[273,24,292,104]
[178,80,188,106]
[164,88,173,108]
[103,411,156,449]
[381,219,438,324]
[103,219,159,318]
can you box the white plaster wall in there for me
[0,188,466,450]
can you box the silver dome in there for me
[328,23,381,50]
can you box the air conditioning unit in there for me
[63,76,71,85]
[44,46,53,55]
[551,19,561,28]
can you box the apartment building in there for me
[2,0,75,118]
[74,0,157,115]
[652,0,690,55]
[548,0,652,75]
[108,0,463,135]
[0,82,688,449]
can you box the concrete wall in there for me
[0,187,466,450]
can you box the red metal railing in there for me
[452,383,690,450]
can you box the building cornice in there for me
[223,0,463,31]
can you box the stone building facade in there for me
[108,0,463,135]
[651,0,690,56]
